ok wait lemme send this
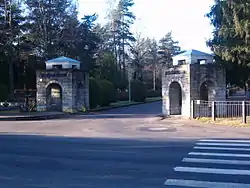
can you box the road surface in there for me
[0,136,250,187]
[0,135,191,187]
[0,102,250,187]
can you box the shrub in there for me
[146,89,162,98]
[0,84,8,101]
[89,77,102,109]
[117,91,128,101]
[131,79,146,102]
[98,79,116,106]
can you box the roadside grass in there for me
[0,109,20,114]
[196,116,250,127]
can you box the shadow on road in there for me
[0,133,193,188]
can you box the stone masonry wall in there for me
[162,64,191,117]
[36,69,89,113]
[162,63,226,118]
[190,64,226,117]
[71,71,89,112]
[190,64,226,101]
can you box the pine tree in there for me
[0,0,25,99]
[158,32,181,65]
[207,0,250,87]
[25,0,78,59]
[207,0,250,65]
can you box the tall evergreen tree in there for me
[0,0,25,99]
[116,0,136,71]
[207,0,250,87]
[25,0,78,59]
[207,0,250,65]
[158,32,181,65]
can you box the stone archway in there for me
[46,83,62,111]
[200,80,216,101]
[169,81,182,115]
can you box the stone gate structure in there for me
[36,56,89,113]
[162,49,226,118]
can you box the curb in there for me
[0,113,67,121]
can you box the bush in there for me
[131,79,146,102]
[146,90,162,98]
[116,91,128,101]
[0,84,8,101]
[98,79,116,106]
[89,77,102,109]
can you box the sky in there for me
[78,0,215,53]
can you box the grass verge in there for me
[195,117,250,127]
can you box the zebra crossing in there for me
[164,139,250,187]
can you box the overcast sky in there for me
[78,0,215,53]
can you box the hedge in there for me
[131,79,146,102]
[0,84,8,101]
[89,77,102,109]
[146,90,161,98]
[98,79,116,106]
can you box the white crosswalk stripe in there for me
[164,139,250,187]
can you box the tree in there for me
[76,14,101,73]
[130,34,151,80]
[116,0,136,71]
[107,0,136,77]
[207,0,250,87]
[207,0,250,65]
[158,32,181,65]
[25,0,78,59]
[147,38,160,90]
[0,0,25,99]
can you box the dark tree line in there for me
[0,0,181,101]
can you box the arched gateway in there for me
[162,49,226,118]
[36,56,89,113]
[169,82,182,115]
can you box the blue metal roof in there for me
[174,49,213,57]
[46,56,80,64]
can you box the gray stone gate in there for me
[162,49,226,118]
[36,56,89,113]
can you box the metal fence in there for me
[192,100,250,123]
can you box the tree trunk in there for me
[153,67,156,91]
[8,55,14,100]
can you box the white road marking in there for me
[196,143,250,147]
[189,152,250,158]
[199,139,250,143]
[182,157,250,165]
[174,166,250,175]
[194,146,250,151]
[164,179,250,187]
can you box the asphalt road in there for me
[87,101,163,119]
[1,102,250,187]
[1,136,250,187]
[0,135,192,188]
[2,135,250,187]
